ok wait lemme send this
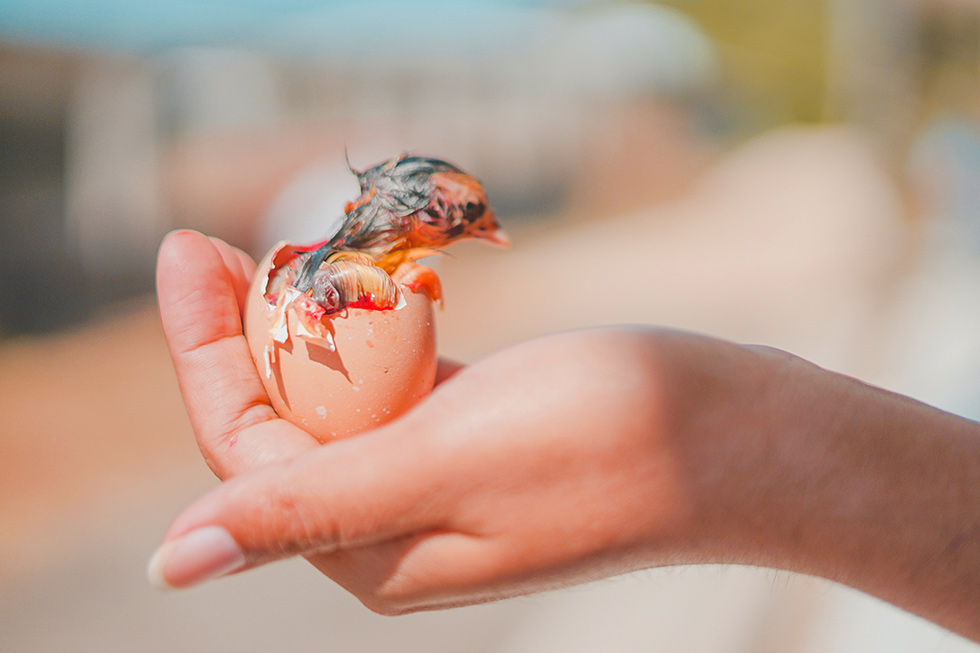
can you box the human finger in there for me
[147,422,453,590]
[207,236,256,322]
[156,230,318,478]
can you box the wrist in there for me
[678,342,980,639]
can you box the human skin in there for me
[151,230,980,641]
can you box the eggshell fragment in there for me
[244,245,438,442]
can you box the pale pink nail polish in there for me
[147,526,246,590]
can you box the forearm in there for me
[693,348,980,640]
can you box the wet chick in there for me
[294,155,507,292]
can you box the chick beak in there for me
[481,227,511,248]
[473,206,510,248]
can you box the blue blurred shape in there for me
[909,119,980,252]
[0,0,583,54]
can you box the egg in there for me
[244,243,438,442]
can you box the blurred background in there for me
[2,0,980,650]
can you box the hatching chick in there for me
[293,155,507,293]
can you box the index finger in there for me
[156,230,318,478]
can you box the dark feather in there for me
[294,155,474,292]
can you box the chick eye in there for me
[462,201,485,222]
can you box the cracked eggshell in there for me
[244,247,438,443]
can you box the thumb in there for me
[147,425,449,590]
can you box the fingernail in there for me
[147,526,246,590]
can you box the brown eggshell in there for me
[244,246,437,442]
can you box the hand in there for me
[151,230,745,609]
[152,231,980,641]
